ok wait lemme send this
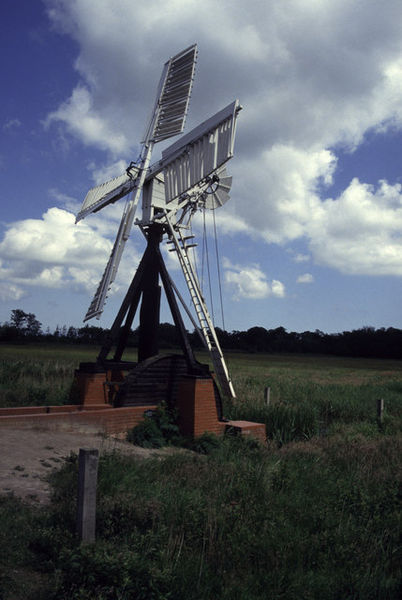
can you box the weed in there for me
[126,404,182,448]
[0,347,401,598]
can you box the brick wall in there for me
[177,377,225,437]
[74,371,109,405]
[225,420,267,444]
[0,405,157,435]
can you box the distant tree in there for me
[77,325,106,344]
[25,313,42,337]
[214,327,232,349]
[0,323,19,342]
[158,322,181,348]
[243,326,270,352]
[8,309,42,338]
[10,309,27,331]
[67,326,78,341]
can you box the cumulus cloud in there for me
[0,206,140,296]
[308,179,402,275]
[297,273,314,284]
[0,281,25,302]
[223,258,285,300]
[232,145,337,243]
[41,0,402,278]
[45,86,129,155]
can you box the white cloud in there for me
[0,207,141,296]
[0,282,25,302]
[45,86,129,155]
[297,273,314,284]
[293,253,310,263]
[223,258,285,300]
[232,145,337,244]
[271,280,286,298]
[42,0,402,278]
[308,178,402,275]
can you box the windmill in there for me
[75,44,241,411]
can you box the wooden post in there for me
[77,448,99,543]
[377,398,384,424]
[264,386,271,406]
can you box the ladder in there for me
[163,212,236,399]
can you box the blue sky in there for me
[2,0,402,334]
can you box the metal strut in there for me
[163,212,236,399]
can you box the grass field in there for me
[0,344,401,599]
[1,343,401,439]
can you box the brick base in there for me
[0,373,266,441]
[73,370,109,406]
[225,420,267,444]
[178,376,226,437]
[0,405,157,435]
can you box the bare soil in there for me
[0,427,158,504]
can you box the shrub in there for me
[126,404,181,448]
[127,416,166,448]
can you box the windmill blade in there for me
[84,197,135,321]
[77,46,197,225]
[75,166,139,223]
[142,44,197,144]
[80,45,198,319]
[147,100,241,205]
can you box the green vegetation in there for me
[0,344,135,407]
[0,346,401,598]
[226,353,402,445]
[1,436,401,599]
[126,404,182,448]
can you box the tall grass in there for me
[4,435,400,599]
[226,369,402,444]
[0,346,401,598]
[0,359,77,407]
[0,344,132,407]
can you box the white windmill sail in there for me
[80,44,198,320]
[75,170,138,224]
[142,44,197,144]
[159,99,241,204]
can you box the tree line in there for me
[1,308,402,359]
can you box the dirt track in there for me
[0,428,156,504]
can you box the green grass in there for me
[216,352,402,444]
[1,435,401,599]
[0,345,401,598]
[0,344,135,407]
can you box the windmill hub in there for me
[205,174,220,190]
[126,162,140,180]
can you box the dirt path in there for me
[0,428,156,504]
